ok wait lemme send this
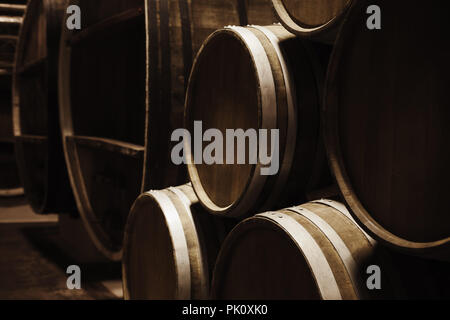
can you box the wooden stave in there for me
[58,0,275,260]
[122,183,232,300]
[185,24,329,219]
[0,1,24,197]
[270,0,353,44]
[211,200,450,300]
[13,0,76,214]
[322,0,450,260]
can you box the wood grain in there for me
[323,0,450,260]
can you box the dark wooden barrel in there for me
[0,1,24,197]
[211,200,450,299]
[59,0,276,260]
[323,0,450,260]
[13,0,75,214]
[270,0,352,43]
[122,184,234,300]
[185,25,330,219]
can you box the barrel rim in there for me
[322,0,450,259]
[270,0,352,43]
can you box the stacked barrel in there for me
[0,0,25,197]
[7,0,449,300]
[122,0,450,300]
[57,0,276,261]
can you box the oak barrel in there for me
[270,0,352,43]
[0,0,24,197]
[211,200,450,299]
[185,25,330,219]
[323,0,450,260]
[59,0,276,260]
[122,184,233,300]
[13,0,75,213]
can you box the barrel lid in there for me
[122,190,192,300]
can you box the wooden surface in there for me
[122,184,234,300]
[271,0,352,43]
[324,0,450,260]
[211,200,450,299]
[0,1,24,197]
[186,25,330,218]
[59,0,275,260]
[13,0,75,214]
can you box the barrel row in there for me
[11,0,449,272]
[12,0,352,256]
[122,184,450,300]
[184,0,450,261]
[0,0,25,197]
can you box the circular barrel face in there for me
[281,0,350,28]
[212,217,322,299]
[325,1,450,248]
[186,31,259,210]
[123,185,220,300]
[124,197,179,299]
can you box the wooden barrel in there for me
[323,0,450,260]
[13,0,75,214]
[122,184,234,300]
[185,25,330,219]
[211,200,450,299]
[270,0,353,43]
[59,0,275,260]
[0,1,24,197]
